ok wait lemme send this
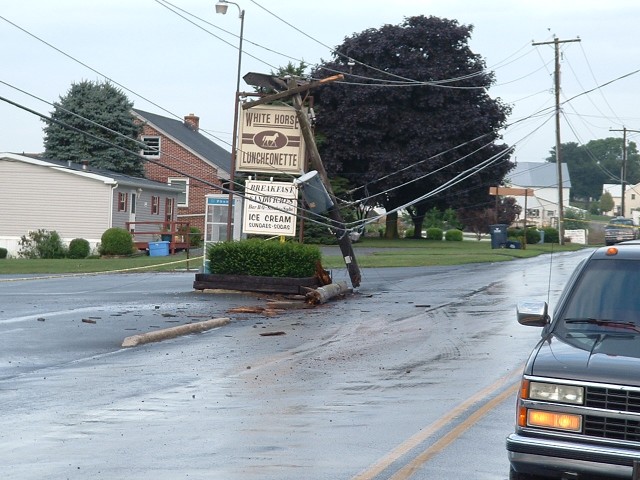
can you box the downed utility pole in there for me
[241,74,362,288]
[289,80,361,288]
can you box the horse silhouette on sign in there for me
[261,132,280,147]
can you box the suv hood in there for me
[531,333,640,386]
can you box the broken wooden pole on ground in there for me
[305,281,351,305]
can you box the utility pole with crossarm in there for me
[532,36,580,245]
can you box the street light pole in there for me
[216,0,244,241]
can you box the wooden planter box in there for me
[193,273,320,295]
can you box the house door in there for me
[129,191,137,231]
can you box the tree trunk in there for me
[385,211,399,239]
[412,215,425,238]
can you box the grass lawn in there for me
[0,251,203,275]
[0,239,587,275]
[321,237,586,269]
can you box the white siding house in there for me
[505,161,571,228]
[0,153,180,257]
[621,183,640,219]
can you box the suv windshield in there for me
[556,258,640,332]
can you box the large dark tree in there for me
[43,80,144,176]
[312,16,513,238]
[546,138,640,202]
[458,196,521,239]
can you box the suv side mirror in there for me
[517,301,549,327]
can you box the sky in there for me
[2,0,640,166]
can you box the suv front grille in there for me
[584,416,640,442]
[584,387,640,442]
[586,386,640,413]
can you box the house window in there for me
[527,208,540,218]
[168,178,188,207]
[118,192,128,212]
[632,194,636,200]
[141,136,161,158]
[165,198,175,223]
[547,210,555,218]
[151,196,160,215]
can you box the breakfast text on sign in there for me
[242,180,298,236]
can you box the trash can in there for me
[489,224,508,249]
[538,230,545,244]
[148,241,170,257]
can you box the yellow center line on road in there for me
[351,369,522,480]
[389,382,519,479]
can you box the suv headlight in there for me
[529,381,584,405]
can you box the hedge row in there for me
[208,240,321,278]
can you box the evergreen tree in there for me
[43,80,144,176]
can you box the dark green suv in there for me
[507,242,640,479]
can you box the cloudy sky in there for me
[1,0,639,165]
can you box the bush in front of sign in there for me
[207,240,321,278]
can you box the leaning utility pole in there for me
[609,127,640,217]
[240,74,362,288]
[532,36,580,245]
[289,80,362,288]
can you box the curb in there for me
[122,317,230,347]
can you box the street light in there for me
[216,0,245,241]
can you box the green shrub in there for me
[99,228,134,256]
[18,229,66,259]
[68,238,91,259]
[426,227,443,241]
[445,229,463,241]
[189,227,203,248]
[208,240,321,277]
[542,227,559,243]
[404,227,415,238]
[564,207,587,230]
[524,228,541,244]
[0,247,7,259]
[507,228,541,245]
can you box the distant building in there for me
[622,182,640,219]
[505,161,571,228]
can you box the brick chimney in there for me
[184,113,200,131]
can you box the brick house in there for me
[132,109,231,233]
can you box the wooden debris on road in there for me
[305,281,351,305]
[228,306,265,314]
[259,331,286,337]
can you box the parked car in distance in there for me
[507,242,640,479]
[604,217,638,245]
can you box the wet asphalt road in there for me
[0,249,593,479]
